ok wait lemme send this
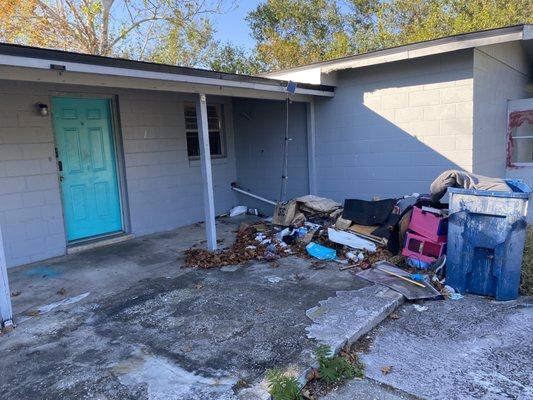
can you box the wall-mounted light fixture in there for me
[37,103,49,116]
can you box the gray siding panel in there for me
[233,98,309,212]
[314,51,474,202]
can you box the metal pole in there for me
[279,96,290,202]
[0,223,13,329]
[231,185,277,206]
[196,93,217,251]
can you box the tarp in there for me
[430,170,511,202]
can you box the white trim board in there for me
[0,54,334,99]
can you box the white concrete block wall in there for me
[0,80,237,267]
[472,42,532,221]
[314,50,474,202]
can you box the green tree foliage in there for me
[247,0,533,71]
[246,0,352,71]
[344,0,533,53]
[0,0,231,68]
[208,43,261,75]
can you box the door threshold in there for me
[67,233,135,255]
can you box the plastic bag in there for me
[305,242,336,260]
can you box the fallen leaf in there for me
[26,310,40,317]
[381,365,393,375]
[182,346,192,353]
[57,288,67,296]
[194,283,204,290]
[389,313,400,320]
[11,291,21,297]
[307,368,320,381]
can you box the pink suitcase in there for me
[402,231,446,264]
[408,206,448,242]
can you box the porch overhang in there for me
[0,43,335,101]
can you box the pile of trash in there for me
[185,222,301,269]
[187,169,531,303]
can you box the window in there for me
[509,110,533,164]
[184,103,225,158]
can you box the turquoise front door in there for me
[52,97,123,241]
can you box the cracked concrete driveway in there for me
[0,217,399,399]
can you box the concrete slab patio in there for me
[0,217,402,399]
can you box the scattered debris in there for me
[413,304,428,312]
[327,228,376,251]
[381,365,393,375]
[56,288,67,296]
[306,242,336,261]
[358,262,441,301]
[229,205,248,217]
[11,291,21,297]
[389,312,400,320]
[194,283,204,290]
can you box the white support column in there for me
[0,224,13,328]
[196,93,217,251]
[306,99,317,195]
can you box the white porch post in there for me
[195,93,217,251]
[0,224,13,328]
[306,99,317,195]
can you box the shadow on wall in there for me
[232,98,309,214]
[313,51,475,203]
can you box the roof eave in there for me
[0,43,335,98]
[262,24,529,77]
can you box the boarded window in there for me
[184,103,225,158]
[509,110,533,164]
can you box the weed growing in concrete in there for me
[315,345,363,384]
[521,226,533,295]
[266,369,302,400]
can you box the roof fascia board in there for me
[321,30,523,73]
[0,53,334,97]
[261,25,526,77]
[0,64,316,101]
[524,25,533,40]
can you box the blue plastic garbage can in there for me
[446,180,531,301]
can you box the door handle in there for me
[59,175,65,182]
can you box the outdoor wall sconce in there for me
[37,103,49,116]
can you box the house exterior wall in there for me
[313,50,474,202]
[473,42,529,176]
[472,42,532,221]
[233,98,309,212]
[0,80,237,267]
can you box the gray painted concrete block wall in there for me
[314,51,474,202]
[119,91,237,235]
[0,80,237,267]
[233,98,309,212]
[473,43,529,177]
[0,81,66,267]
[472,43,532,221]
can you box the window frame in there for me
[184,102,227,160]
[508,111,533,167]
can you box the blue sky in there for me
[212,0,263,50]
